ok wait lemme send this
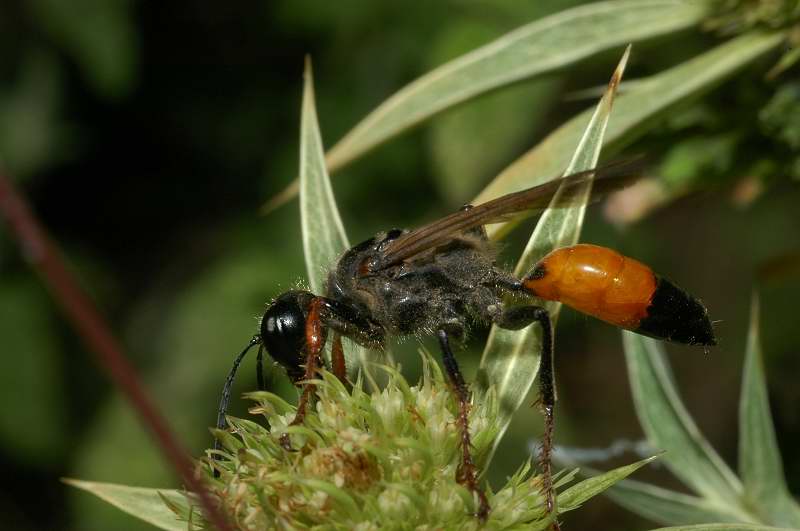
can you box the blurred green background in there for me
[0,1,798,530]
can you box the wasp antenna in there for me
[214,335,262,452]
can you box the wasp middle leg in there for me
[330,332,347,382]
[437,325,491,521]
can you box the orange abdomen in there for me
[523,244,657,329]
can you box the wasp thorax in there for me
[260,290,315,382]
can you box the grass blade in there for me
[558,455,657,511]
[298,57,364,372]
[477,47,630,452]
[739,293,800,526]
[604,476,752,525]
[623,332,743,503]
[64,479,188,531]
[263,0,709,213]
[475,31,784,239]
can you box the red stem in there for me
[0,172,232,531]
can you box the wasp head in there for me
[260,290,316,382]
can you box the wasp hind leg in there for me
[492,304,560,531]
[436,325,490,521]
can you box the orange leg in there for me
[331,332,348,383]
[280,298,327,451]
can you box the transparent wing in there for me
[373,159,643,270]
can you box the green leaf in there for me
[476,30,785,239]
[426,20,560,205]
[64,479,190,531]
[651,525,795,531]
[263,0,710,212]
[738,293,800,526]
[623,332,744,505]
[325,0,705,172]
[604,476,750,525]
[298,57,365,373]
[557,455,657,511]
[428,77,558,205]
[477,46,630,453]
[299,57,349,294]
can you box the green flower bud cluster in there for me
[197,354,556,530]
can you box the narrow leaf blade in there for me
[325,1,704,172]
[739,293,800,526]
[299,57,349,293]
[605,476,752,525]
[477,47,630,450]
[64,479,189,531]
[298,58,365,372]
[623,332,742,502]
[476,31,784,239]
[557,455,657,512]
[263,0,709,212]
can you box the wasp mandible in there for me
[214,161,715,526]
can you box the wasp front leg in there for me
[437,325,491,521]
[279,297,328,451]
[279,296,383,450]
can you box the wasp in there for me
[214,161,715,527]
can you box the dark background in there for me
[1,1,799,529]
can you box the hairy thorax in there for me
[326,229,503,337]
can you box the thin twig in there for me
[0,171,232,531]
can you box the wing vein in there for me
[373,159,643,270]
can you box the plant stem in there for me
[0,171,232,531]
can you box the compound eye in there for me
[260,290,313,381]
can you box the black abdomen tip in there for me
[635,277,716,347]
